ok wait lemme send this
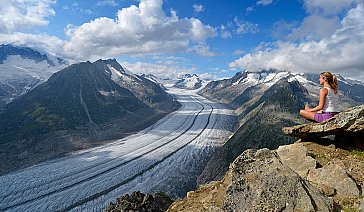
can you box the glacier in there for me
[0,87,236,211]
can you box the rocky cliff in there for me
[168,105,364,211]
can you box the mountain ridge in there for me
[174,74,203,90]
[0,44,68,110]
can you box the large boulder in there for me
[277,143,316,178]
[106,191,173,212]
[282,105,364,139]
[224,148,333,212]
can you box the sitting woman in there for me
[300,71,340,122]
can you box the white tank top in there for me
[323,87,339,112]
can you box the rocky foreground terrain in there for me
[107,105,364,211]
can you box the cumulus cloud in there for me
[282,0,363,42]
[304,0,363,16]
[193,4,204,13]
[288,15,340,41]
[63,0,216,60]
[230,4,364,81]
[0,0,56,33]
[189,44,215,56]
[0,32,65,56]
[121,61,196,79]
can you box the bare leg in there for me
[300,110,315,121]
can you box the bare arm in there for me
[306,88,327,112]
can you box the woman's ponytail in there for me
[321,71,338,94]
[331,75,338,94]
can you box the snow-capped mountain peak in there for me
[0,44,68,108]
[233,69,290,88]
[174,73,203,90]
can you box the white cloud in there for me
[288,15,340,41]
[63,0,216,60]
[230,4,364,81]
[0,32,65,56]
[97,0,119,7]
[257,0,273,6]
[234,17,259,34]
[193,4,204,13]
[199,72,220,81]
[0,0,56,33]
[120,61,196,79]
[304,0,363,16]
[272,0,362,42]
[189,44,216,57]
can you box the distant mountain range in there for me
[0,44,68,110]
[197,69,363,183]
[0,58,180,175]
[174,74,203,90]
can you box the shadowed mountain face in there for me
[197,70,362,184]
[0,59,180,175]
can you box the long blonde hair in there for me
[321,71,338,94]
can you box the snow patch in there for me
[233,71,289,88]
[108,65,140,84]
[99,90,116,96]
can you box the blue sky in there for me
[0,0,363,81]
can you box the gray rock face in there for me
[106,191,173,212]
[277,143,317,178]
[223,148,334,212]
[307,163,360,200]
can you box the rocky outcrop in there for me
[106,191,173,212]
[169,142,364,211]
[224,147,334,211]
[282,104,364,139]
